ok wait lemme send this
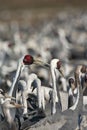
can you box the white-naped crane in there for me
[0,88,22,130]
[65,68,84,130]
[69,64,87,110]
[27,68,84,130]
[0,88,15,120]
[4,54,50,119]
[30,59,66,114]
[8,54,50,98]
[0,54,68,130]
[16,73,42,115]
[17,75,50,115]
[68,77,78,108]
[1,100,23,130]
[0,55,36,129]
[15,56,63,114]
[61,72,83,130]
[50,59,64,114]
[17,72,59,116]
[68,65,87,112]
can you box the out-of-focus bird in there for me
[68,77,78,108]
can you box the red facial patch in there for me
[57,61,62,69]
[23,55,34,65]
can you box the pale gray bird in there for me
[0,88,22,130]
[8,54,50,98]
[31,59,65,114]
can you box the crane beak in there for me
[13,103,23,108]
[58,67,65,77]
[33,59,50,69]
[32,87,35,92]
[6,102,23,108]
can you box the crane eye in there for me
[57,60,62,69]
[23,55,34,65]
[69,78,74,84]
[81,65,86,73]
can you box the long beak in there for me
[13,103,24,108]
[33,59,50,69]
[59,67,65,77]
[6,102,23,108]
[32,87,35,92]
[4,94,16,100]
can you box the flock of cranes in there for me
[0,10,87,130]
[0,53,87,130]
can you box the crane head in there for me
[23,54,50,68]
[56,60,64,77]
[69,78,74,86]
[81,65,87,73]
[23,55,34,65]
[68,77,75,90]
[3,100,23,108]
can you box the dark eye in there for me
[81,65,86,73]
[23,55,34,65]
[69,78,74,85]
[57,61,62,69]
